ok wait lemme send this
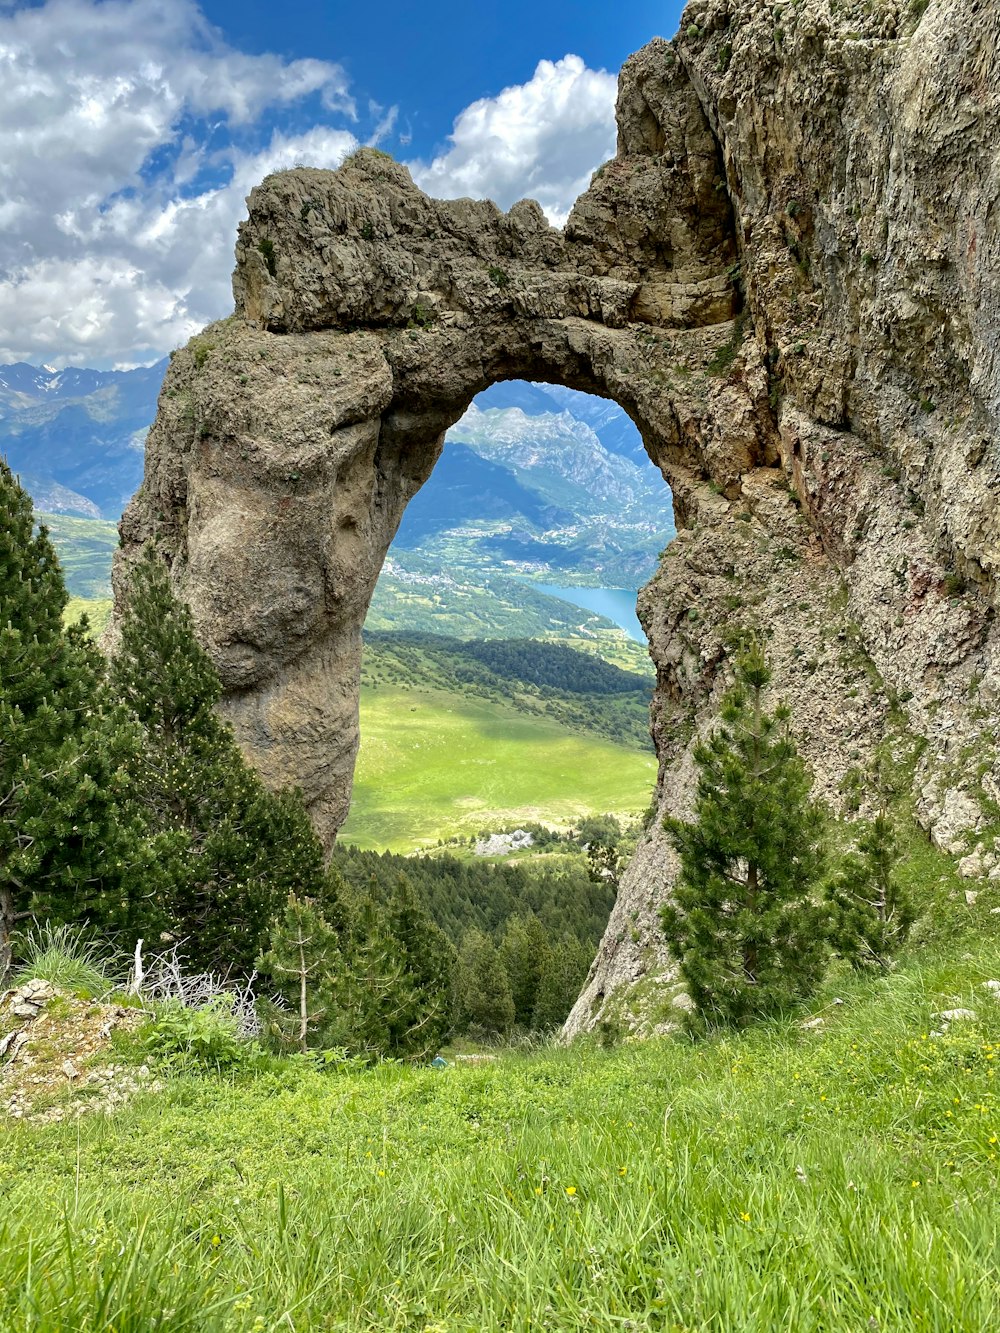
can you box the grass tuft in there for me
[11,923,119,998]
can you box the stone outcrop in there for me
[114,0,1000,1035]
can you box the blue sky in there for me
[0,0,685,369]
[199,2,676,157]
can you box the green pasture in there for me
[38,513,118,599]
[5,937,1000,1331]
[339,684,657,851]
[63,596,113,636]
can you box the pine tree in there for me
[827,811,913,969]
[259,895,342,1051]
[332,887,420,1057]
[532,932,591,1030]
[385,876,455,1059]
[661,646,829,1026]
[455,929,514,1036]
[309,878,456,1061]
[586,835,623,894]
[0,460,131,981]
[112,546,327,973]
[498,913,549,1027]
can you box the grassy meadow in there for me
[64,596,113,636]
[338,683,657,851]
[5,933,1000,1331]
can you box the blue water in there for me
[534,584,644,643]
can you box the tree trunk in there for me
[298,934,309,1053]
[0,884,15,987]
[132,938,145,995]
[743,861,759,985]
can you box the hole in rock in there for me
[337,380,677,859]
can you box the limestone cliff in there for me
[113,0,1000,1035]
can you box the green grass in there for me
[5,935,1000,1331]
[10,923,117,999]
[63,596,113,636]
[557,631,652,677]
[38,513,118,599]
[339,684,657,851]
[361,633,653,750]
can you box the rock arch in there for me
[117,3,1000,1033]
[118,39,769,836]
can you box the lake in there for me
[534,584,644,643]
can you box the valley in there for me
[40,512,118,601]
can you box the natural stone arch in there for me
[115,2,1000,1033]
[116,39,773,841]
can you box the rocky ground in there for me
[0,980,157,1124]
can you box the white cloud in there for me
[0,125,358,369]
[409,55,617,227]
[0,2,619,369]
[367,100,399,147]
[0,0,355,367]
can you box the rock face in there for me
[115,0,1000,1035]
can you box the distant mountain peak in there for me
[0,357,167,519]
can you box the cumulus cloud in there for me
[409,55,617,227]
[0,0,618,369]
[0,0,356,367]
[0,125,358,369]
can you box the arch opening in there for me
[339,377,675,853]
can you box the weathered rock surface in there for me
[114,0,1000,1035]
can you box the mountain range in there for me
[0,360,166,519]
[396,381,674,587]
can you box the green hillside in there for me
[38,512,118,599]
[7,901,1000,1330]
[64,596,113,636]
[362,631,653,750]
[339,682,657,851]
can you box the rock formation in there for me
[114,0,1000,1034]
